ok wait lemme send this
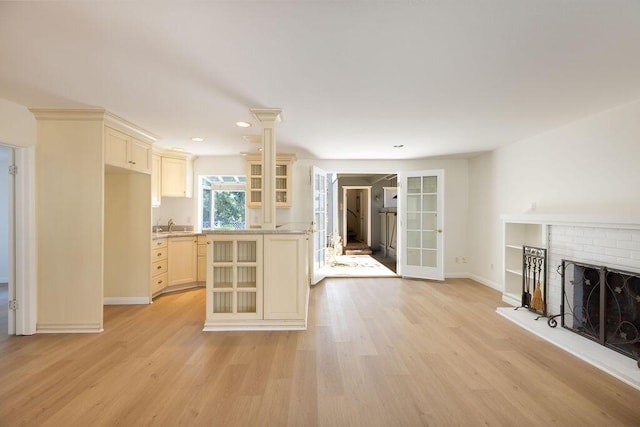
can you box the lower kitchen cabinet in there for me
[197,235,207,282]
[168,236,198,286]
[263,234,308,320]
[151,238,168,294]
[204,231,309,331]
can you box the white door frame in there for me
[13,146,36,335]
[342,186,371,247]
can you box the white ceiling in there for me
[1,1,639,160]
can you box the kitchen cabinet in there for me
[197,235,207,282]
[207,234,263,319]
[168,236,198,286]
[204,231,309,330]
[151,154,161,207]
[263,234,308,320]
[105,126,152,174]
[151,238,168,294]
[246,153,295,207]
[161,154,193,198]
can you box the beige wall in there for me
[104,172,151,300]
[0,98,36,147]
[36,118,104,331]
[468,99,640,288]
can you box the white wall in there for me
[468,99,640,288]
[0,98,36,147]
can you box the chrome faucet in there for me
[168,218,175,232]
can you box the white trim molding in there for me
[104,297,151,305]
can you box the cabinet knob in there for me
[157,265,162,269]
[157,253,162,256]
[158,280,163,284]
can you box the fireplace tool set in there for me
[518,246,547,318]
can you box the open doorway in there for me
[319,172,398,277]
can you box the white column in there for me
[250,108,282,230]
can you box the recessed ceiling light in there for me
[236,121,252,128]
[191,137,204,142]
[393,144,404,148]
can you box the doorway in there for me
[342,186,371,249]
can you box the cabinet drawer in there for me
[152,238,168,250]
[151,272,168,294]
[152,247,168,261]
[151,259,168,276]
[197,244,207,256]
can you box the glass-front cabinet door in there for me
[398,170,444,280]
[207,235,263,319]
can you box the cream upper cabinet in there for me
[151,154,161,207]
[246,153,295,208]
[168,236,198,286]
[161,155,192,197]
[105,126,152,174]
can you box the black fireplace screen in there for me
[555,260,640,366]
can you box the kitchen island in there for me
[202,226,311,331]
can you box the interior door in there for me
[398,170,444,280]
[311,166,328,284]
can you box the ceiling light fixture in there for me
[191,137,204,142]
[236,121,252,128]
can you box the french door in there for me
[311,166,328,284]
[398,170,444,280]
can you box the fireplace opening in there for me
[556,260,640,367]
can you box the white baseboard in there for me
[103,297,151,305]
[37,323,103,333]
[467,273,502,292]
[444,273,469,279]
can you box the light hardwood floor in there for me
[1,278,640,426]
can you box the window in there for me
[201,176,247,230]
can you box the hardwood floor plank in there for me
[1,277,640,426]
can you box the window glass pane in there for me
[213,191,246,229]
[422,231,437,249]
[422,250,437,267]
[423,176,437,193]
[407,249,421,266]
[407,230,420,248]
[422,194,437,212]
[407,194,421,211]
[407,212,420,229]
[423,213,437,230]
[407,177,421,193]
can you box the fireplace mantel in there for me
[501,213,640,230]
